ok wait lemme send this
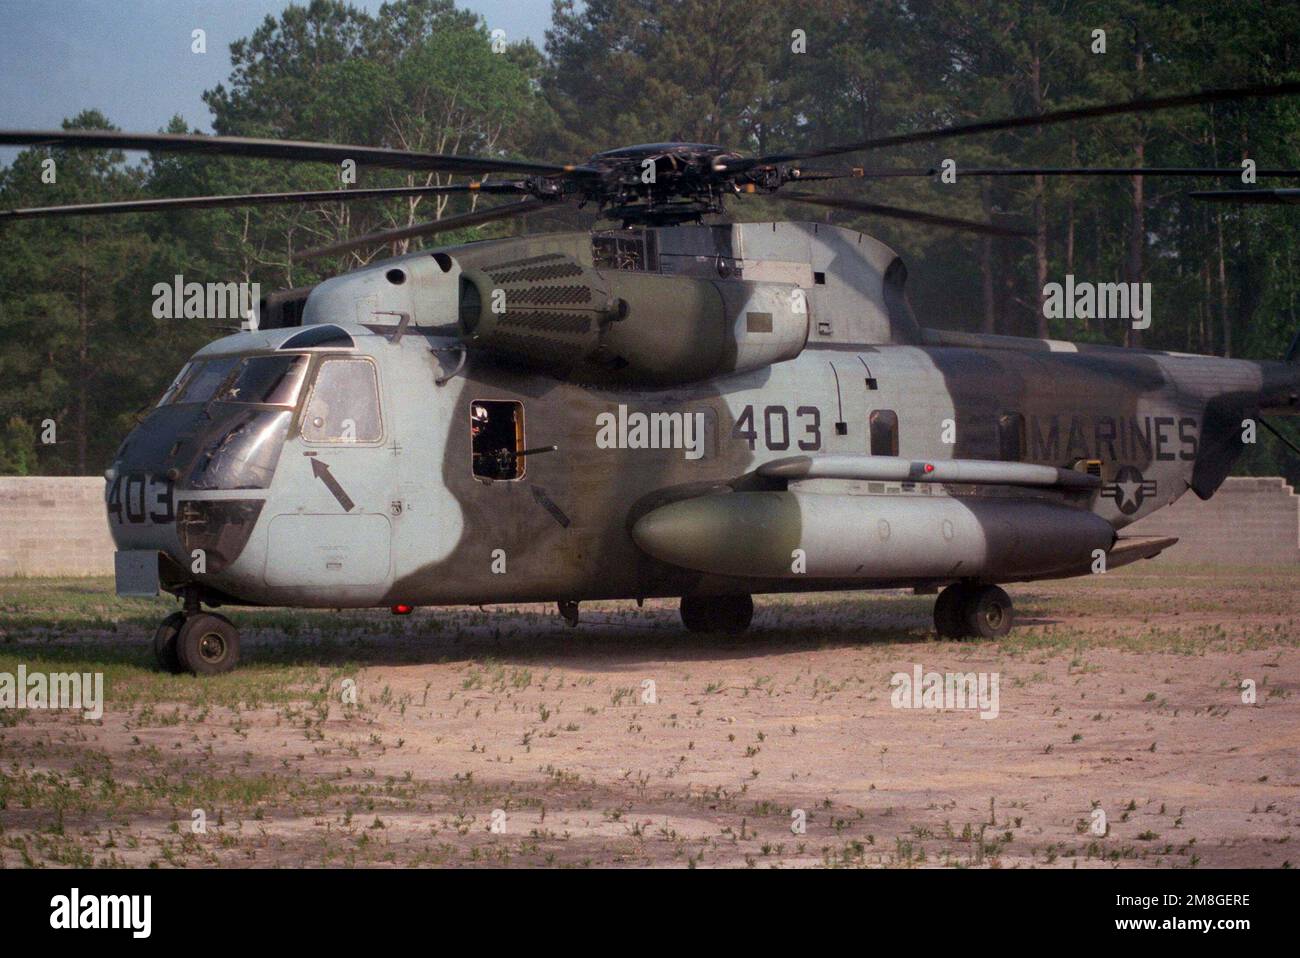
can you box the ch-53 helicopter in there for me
[2,79,1299,675]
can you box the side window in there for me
[998,413,1025,461]
[869,409,899,456]
[471,400,525,481]
[301,358,382,443]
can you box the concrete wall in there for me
[1127,476,1300,565]
[0,477,115,576]
[0,475,1296,578]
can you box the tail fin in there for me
[1192,332,1300,501]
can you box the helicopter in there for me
[2,80,1299,675]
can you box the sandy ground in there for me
[0,567,1296,868]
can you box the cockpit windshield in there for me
[130,354,314,492]
[187,409,293,490]
[161,354,309,408]
[158,362,196,405]
[215,355,310,405]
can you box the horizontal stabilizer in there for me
[1019,534,1179,582]
[757,454,1102,490]
[1109,535,1179,565]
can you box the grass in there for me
[0,565,1295,679]
[0,565,1294,868]
[0,565,1290,725]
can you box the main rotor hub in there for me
[580,142,761,227]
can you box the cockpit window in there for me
[214,355,309,406]
[162,355,309,407]
[301,357,382,443]
[188,409,292,490]
[171,357,239,405]
[158,362,196,406]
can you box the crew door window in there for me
[301,358,382,443]
[998,413,1025,461]
[471,400,526,481]
[869,409,899,456]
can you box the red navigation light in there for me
[923,463,935,473]
[391,604,413,615]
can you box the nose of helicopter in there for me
[105,400,287,593]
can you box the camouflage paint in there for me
[104,223,1299,610]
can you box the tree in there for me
[201,0,555,277]
[0,110,158,473]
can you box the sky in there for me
[0,0,558,161]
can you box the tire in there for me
[933,585,969,639]
[153,612,186,673]
[713,594,753,634]
[680,594,754,634]
[680,596,712,633]
[962,585,1014,639]
[176,612,240,676]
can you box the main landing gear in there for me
[154,596,241,675]
[933,582,1014,640]
[680,594,754,634]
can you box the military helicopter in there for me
[2,80,1299,675]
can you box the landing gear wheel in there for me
[962,585,1014,640]
[153,612,187,674]
[933,585,970,639]
[680,594,754,635]
[176,612,240,676]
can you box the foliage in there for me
[0,0,1297,481]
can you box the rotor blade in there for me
[298,198,548,261]
[0,182,529,220]
[945,167,1300,178]
[0,129,592,178]
[1188,188,1300,204]
[774,191,1030,238]
[780,165,1300,182]
[755,80,1300,164]
[784,166,932,180]
[769,165,1300,185]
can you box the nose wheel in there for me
[933,583,1014,640]
[153,610,241,675]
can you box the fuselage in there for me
[105,222,1298,610]
[106,323,1287,609]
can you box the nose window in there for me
[301,358,382,443]
[188,410,292,490]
